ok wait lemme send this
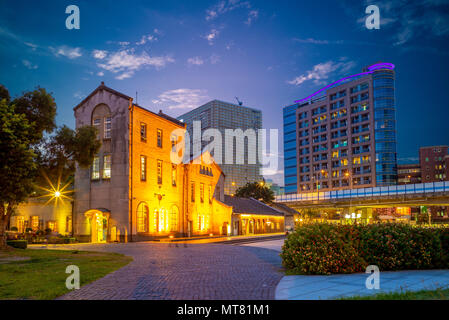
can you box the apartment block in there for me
[283,62,398,193]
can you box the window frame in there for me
[140,155,147,181]
[103,154,111,179]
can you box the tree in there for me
[235,182,275,203]
[0,100,36,248]
[35,125,101,190]
[0,85,101,249]
[12,87,57,144]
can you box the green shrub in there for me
[281,223,449,275]
[281,223,365,275]
[7,240,28,249]
[10,227,18,232]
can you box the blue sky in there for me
[1,0,449,185]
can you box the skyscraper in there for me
[178,100,263,195]
[283,62,398,194]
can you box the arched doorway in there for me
[85,209,110,243]
[153,208,168,233]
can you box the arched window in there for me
[91,104,111,140]
[170,206,179,232]
[137,203,149,233]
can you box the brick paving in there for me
[54,242,283,300]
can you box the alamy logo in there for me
[65,5,80,30]
[365,5,380,30]
[65,265,80,290]
[365,265,380,290]
[169,121,279,175]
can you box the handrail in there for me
[275,181,449,203]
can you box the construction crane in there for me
[235,97,243,106]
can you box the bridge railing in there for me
[275,181,449,203]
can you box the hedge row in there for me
[281,223,449,275]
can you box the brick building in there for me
[73,83,232,242]
[419,146,448,183]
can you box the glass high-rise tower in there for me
[178,100,263,195]
[282,62,398,194]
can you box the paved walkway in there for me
[275,270,449,300]
[34,242,283,300]
[241,239,284,252]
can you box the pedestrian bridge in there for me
[275,181,449,209]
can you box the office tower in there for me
[178,100,263,195]
[283,62,398,193]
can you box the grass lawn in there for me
[345,288,449,300]
[0,248,132,300]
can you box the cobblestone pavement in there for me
[51,242,283,300]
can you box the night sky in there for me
[1,0,449,185]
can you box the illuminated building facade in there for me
[283,62,398,194]
[73,83,232,242]
[177,100,263,195]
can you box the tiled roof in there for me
[223,196,284,216]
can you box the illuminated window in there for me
[16,217,25,233]
[137,203,149,233]
[200,183,204,203]
[341,159,348,166]
[172,165,177,186]
[47,221,57,232]
[31,216,39,231]
[104,117,111,139]
[66,216,72,233]
[140,123,147,141]
[157,160,162,184]
[92,156,100,180]
[191,182,195,202]
[157,129,163,148]
[103,155,111,179]
[140,156,147,181]
[332,151,339,159]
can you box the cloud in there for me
[287,60,356,86]
[97,49,174,80]
[206,0,251,21]
[50,46,82,59]
[204,29,220,45]
[92,49,107,59]
[22,60,38,69]
[97,71,104,76]
[73,91,86,99]
[245,10,259,25]
[136,34,158,45]
[24,42,38,51]
[152,89,209,110]
[187,56,204,66]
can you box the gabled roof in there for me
[73,82,131,111]
[223,196,284,217]
[73,82,186,128]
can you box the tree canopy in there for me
[0,84,101,248]
[235,181,275,203]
